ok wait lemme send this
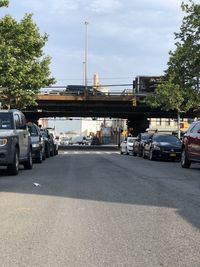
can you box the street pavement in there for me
[0,149,200,267]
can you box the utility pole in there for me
[82,61,85,86]
[84,21,89,97]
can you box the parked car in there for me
[143,134,182,161]
[0,109,33,175]
[91,137,101,145]
[85,136,92,145]
[39,128,54,158]
[60,137,70,146]
[49,133,59,155]
[120,137,136,155]
[27,122,45,163]
[181,120,200,168]
[133,133,152,157]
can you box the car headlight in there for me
[0,138,8,146]
[153,145,161,150]
[32,143,40,148]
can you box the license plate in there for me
[170,153,176,157]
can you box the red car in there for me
[181,120,200,168]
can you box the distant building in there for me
[148,118,192,134]
[38,118,48,128]
[81,118,102,136]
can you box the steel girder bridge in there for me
[24,93,196,135]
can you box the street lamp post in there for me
[82,61,85,86]
[84,21,89,96]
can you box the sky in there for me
[0,0,196,132]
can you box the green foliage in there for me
[145,0,200,114]
[0,0,9,7]
[0,13,56,109]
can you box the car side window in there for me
[190,123,200,133]
[194,123,200,133]
[21,114,27,127]
[14,114,21,129]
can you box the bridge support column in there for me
[127,116,149,136]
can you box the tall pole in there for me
[177,111,181,139]
[84,21,89,96]
[82,61,85,86]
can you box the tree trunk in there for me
[177,111,181,139]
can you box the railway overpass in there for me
[24,92,196,135]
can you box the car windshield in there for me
[28,125,38,136]
[40,129,47,137]
[153,135,181,143]
[141,134,151,140]
[0,113,13,129]
[127,138,135,143]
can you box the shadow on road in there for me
[0,150,200,231]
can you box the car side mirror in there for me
[197,129,200,134]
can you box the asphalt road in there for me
[0,149,200,267]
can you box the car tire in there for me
[142,149,146,158]
[139,149,143,157]
[42,152,46,161]
[50,147,54,157]
[120,150,123,155]
[46,144,50,158]
[7,148,19,175]
[133,149,137,156]
[36,149,43,163]
[149,149,155,161]
[24,150,33,170]
[181,148,191,168]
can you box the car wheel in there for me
[149,149,155,161]
[133,148,137,156]
[138,149,143,157]
[120,150,123,155]
[181,148,191,168]
[36,149,43,163]
[50,148,54,157]
[142,148,146,159]
[46,144,50,158]
[7,148,19,175]
[42,151,46,160]
[24,150,33,170]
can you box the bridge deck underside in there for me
[25,98,195,120]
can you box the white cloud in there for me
[88,0,122,14]
[1,0,186,85]
[48,0,80,15]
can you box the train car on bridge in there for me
[60,85,104,96]
[134,76,163,94]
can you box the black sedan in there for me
[143,134,182,161]
[133,133,152,157]
[27,123,45,163]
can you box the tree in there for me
[145,0,200,138]
[0,12,55,109]
[0,0,9,7]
